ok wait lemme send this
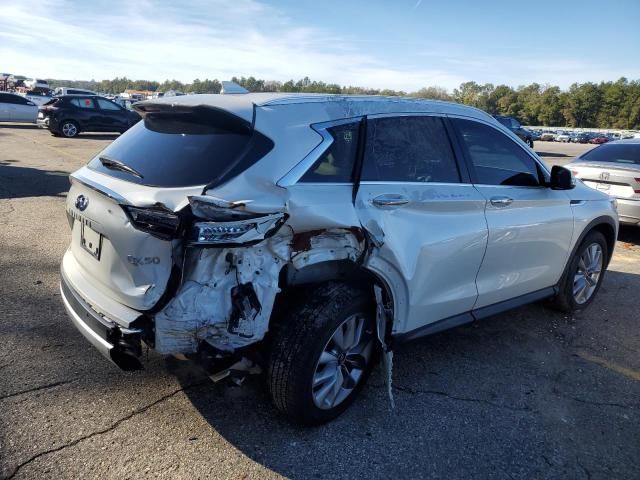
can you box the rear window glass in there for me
[87,112,274,188]
[579,144,640,165]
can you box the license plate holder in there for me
[596,183,611,193]
[81,223,102,260]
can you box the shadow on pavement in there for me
[0,123,40,130]
[175,269,640,479]
[534,151,570,158]
[618,225,640,245]
[0,161,69,199]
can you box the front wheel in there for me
[552,231,608,312]
[526,138,534,148]
[267,282,377,425]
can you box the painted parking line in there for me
[577,350,640,381]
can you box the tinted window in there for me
[300,122,360,182]
[88,112,274,188]
[70,98,95,109]
[579,143,640,165]
[96,98,121,111]
[454,119,540,186]
[362,116,459,183]
[0,94,26,105]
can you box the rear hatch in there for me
[572,143,640,200]
[38,97,60,121]
[65,104,274,311]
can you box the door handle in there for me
[372,194,409,207]
[490,196,513,207]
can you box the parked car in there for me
[493,115,534,147]
[113,97,137,111]
[572,133,592,144]
[60,93,618,425]
[540,132,556,141]
[569,139,640,226]
[590,135,609,144]
[21,90,53,106]
[556,131,572,143]
[37,95,140,137]
[23,78,50,91]
[53,87,97,96]
[0,92,38,123]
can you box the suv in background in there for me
[493,115,535,147]
[54,87,97,96]
[61,93,617,425]
[37,95,140,137]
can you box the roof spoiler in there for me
[221,81,249,94]
[133,103,252,134]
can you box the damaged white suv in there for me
[61,92,618,425]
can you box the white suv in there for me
[60,93,618,424]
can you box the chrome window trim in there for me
[277,116,363,187]
[445,113,551,178]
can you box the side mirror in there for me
[549,165,575,190]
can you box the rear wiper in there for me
[99,155,143,179]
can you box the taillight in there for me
[122,206,181,240]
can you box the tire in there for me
[267,282,378,425]
[526,138,534,148]
[60,120,79,138]
[552,231,608,313]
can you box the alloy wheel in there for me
[312,313,374,410]
[62,122,78,137]
[573,242,603,304]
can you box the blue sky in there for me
[1,0,638,91]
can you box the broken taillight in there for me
[189,213,286,246]
[122,205,181,240]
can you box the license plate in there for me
[81,223,102,260]
[38,112,44,118]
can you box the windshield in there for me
[87,112,273,188]
[579,143,640,165]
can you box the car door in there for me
[69,97,100,131]
[0,93,11,121]
[11,95,37,122]
[95,97,128,132]
[354,114,489,335]
[449,117,574,309]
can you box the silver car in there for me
[570,139,640,226]
[0,92,38,123]
[60,93,618,425]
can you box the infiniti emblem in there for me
[75,194,89,211]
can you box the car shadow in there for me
[76,133,120,141]
[174,269,640,479]
[618,225,640,244]
[0,161,69,199]
[534,151,570,157]
[0,123,40,130]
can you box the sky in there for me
[1,0,639,92]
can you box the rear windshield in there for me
[579,144,640,165]
[87,112,274,188]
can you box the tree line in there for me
[46,76,640,129]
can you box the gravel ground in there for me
[1,126,638,479]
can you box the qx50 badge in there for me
[75,194,89,211]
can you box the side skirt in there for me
[393,286,557,344]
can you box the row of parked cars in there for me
[0,91,140,137]
[534,130,633,144]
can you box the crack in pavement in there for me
[391,384,536,413]
[560,394,637,411]
[2,380,209,480]
[0,379,76,402]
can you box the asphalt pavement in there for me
[0,126,638,479]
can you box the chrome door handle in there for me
[372,194,409,207]
[490,196,513,207]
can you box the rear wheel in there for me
[553,231,608,312]
[526,138,534,148]
[267,282,377,425]
[60,120,79,138]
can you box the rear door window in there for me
[88,111,274,188]
[362,116,460,183]
[71,98,96,109]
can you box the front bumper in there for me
[616,198,640,225]
[60,268,146,370]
